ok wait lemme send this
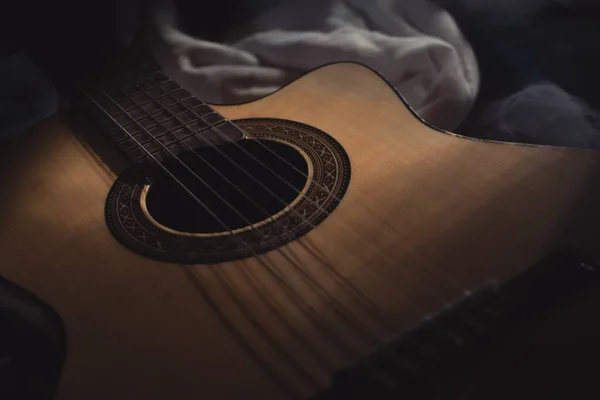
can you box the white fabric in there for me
[151,0,479,130]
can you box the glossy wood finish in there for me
[0,63,599,399]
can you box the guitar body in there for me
[0,63,599,399]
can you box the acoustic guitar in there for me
[1,55,600,399]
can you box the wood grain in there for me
[0,63,599,399]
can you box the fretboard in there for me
[74,55,244,165]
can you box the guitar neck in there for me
[72,54,243,165]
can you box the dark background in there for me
[0,0,281,83]
[2,0,599,115]
[2,1,600,398]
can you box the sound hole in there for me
[144,139,309,234]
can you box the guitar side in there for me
[0,63,599,399]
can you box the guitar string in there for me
[96,83,381,370]
[95,58,478,392]
[161,94,458,303]
[202,116,466,292]
[90,73,454,354]
[143,78,462,292]
[107,88,423,394]
[90,81,411,393]
[112,57,464,298]
[97,83,472,392]
[224,259,340,371]
[99,84,390,345]
[127,83,481,369]
[206,263,324,390]
[90,83,412,393]
[83,62,470,386]
[122,80,399,334]
[180,267,302,400]
[107,80,385,353]
[76,83,323,393]
[125,70,457,308]
[81,71,459,393]
[121,64,464,303]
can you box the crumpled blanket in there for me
[468,82,600,150]
[151,0,480,131]
[441,0,600,149]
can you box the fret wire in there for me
[107,64,207,118]
[130,77,232,140]
[97,84,274,233]
[75,83,233,225]
[138,69,207,109]
[123,76,226,128]
[122,86,229,152]
[136,74,229,133]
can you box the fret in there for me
[162,117,184,131]
[147,111,206,141]
[167,103,188,116]
[143,140,162,154]
[221,121,241,136]
[182,134,208,150]
[128,141,190,164]
[119,130,166,148]
[137,116,159,130]
[187,120,209,132]
[119,137,141,151]
[157,95,177,108]
[194,104,215,118]
[216,120,246,139]
[178,111,196,125]
[171,89,190,100]
[171,126,196,141]
[130,92,152,106]
[204,112,226,126]
[148,125,169,138]
[114,113,135,127]
[182,97,205,110]
[95,91,136,113]
[119,98,137,112]
[156,132,183,147]
[127,107,147,120]
[127,146,156,163]
[141,100,162,115]
[76,54,245,165]
[151,109,173,123]
[130,141,164,162]
[109,124,143,142]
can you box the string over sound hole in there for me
[145,140,308,234]
[105,118,351,264]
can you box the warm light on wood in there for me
[0,63,599,399]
